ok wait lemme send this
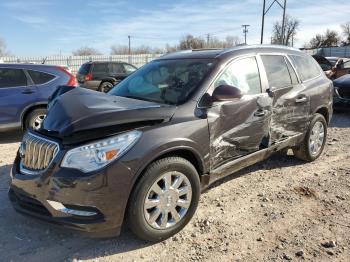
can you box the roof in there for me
[158,45,304,60]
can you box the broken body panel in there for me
[9,45,333,236]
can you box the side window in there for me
[290,55,321,81]
[28,70,55,85]
[343,60,350,69]
[285,58,299,84]
[110,63,123,74]
[92,63,109,74]
[123,64,137,74]
[214,57,261,95]
[0,68,27,88]
[261,55,292,89]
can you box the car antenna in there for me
[42,57,47,64]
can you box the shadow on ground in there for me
[0,130,23,144]
[330,112,350,128]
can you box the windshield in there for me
[108,59,214,105]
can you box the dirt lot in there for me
[0,113,349,262]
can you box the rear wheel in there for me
[127,157,200,242]
[24,108,47,131]
[98,82,113,93]
[293,113,327,162]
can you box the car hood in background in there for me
[333,74,350,88]
[42,88,176,138]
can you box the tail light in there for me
[85,73,93,81]
[56,66,77,87]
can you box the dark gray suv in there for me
[76,61,137,92]
[9,45,333,242]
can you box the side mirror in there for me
[212,84,242,102]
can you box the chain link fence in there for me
[0,54,163,74]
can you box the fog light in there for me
[47,200,97,217]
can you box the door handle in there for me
[295,97,308,103]
[254,109,265,117]
[22,90,34,94]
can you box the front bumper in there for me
[9,152,135,236]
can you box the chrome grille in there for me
[20,132,59,174]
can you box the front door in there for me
[206,56,272,169]
[260,55,310,144]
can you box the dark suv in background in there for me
[77,61,137,92]
[9,46,332,242]
[0,64,76,131]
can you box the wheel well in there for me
[21,104,47,129]
[315,107,329,123]
[153,149,204,176]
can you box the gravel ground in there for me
[0,113,349,262]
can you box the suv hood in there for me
[42,88,176,139]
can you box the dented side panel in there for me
[269,84,310,144]
[207,94,272,169]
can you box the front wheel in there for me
[127,157,201,242]
[98,82,113,93]
[293,113,327,162]
[25,108,47,131]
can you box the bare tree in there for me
[179,35,206,50]
[341,22,350,46]
[110,45,130,55]
[0,38,9,57]
[271,15,300,46]
[111,45,163,55]
[308,29,341,48]
[72,46,101,56]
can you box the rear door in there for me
[206,56,272,169]
[109,63,125,81]
[260,54,310,144]
[0,67,35,126]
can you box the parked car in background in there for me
[9,46,332,242]
[0,64,76,131]
[313,55,350,79]
[76,61,137,92]
[312,55,334,79]
[333,74,350,110]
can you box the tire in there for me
[24,108,47,131]
[293,113,327,162]
[127,157,201,242]
[98,82,114,93]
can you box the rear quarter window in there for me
[78,63,91,74]
[28,70,55,85]
[290,55,321,81]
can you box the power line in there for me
[242,25,250,45]
[261,0,287,45]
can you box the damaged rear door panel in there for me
[260,54,310,144]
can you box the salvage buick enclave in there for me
[9,46,333,241]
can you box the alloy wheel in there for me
[143,171,192,230]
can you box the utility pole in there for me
[206,33,210,46]
[260,0,287,45]
[128,35,131,55]
[242,25,250,45]
[281,0,287,45]
[260,0,266,44]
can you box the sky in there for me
[0,0,350,56]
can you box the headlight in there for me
[61,130,141,172]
